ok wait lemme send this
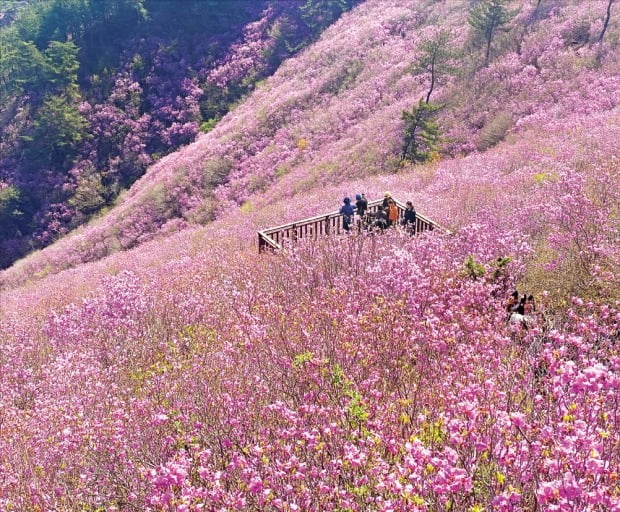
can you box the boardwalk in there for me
[258,198,441,252]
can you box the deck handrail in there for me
[258,197,443,252]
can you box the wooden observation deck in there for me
[258,198,441,252]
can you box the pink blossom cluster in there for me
[207,7,277,88]
[1,221,619,510]
[0,1,619,508]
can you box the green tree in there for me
[10,0,147,81]
[68,170,106,214]
[0,186,25,238]
[0,37,80,100]
[0,34,48,98]
[300,0,357,33]
[273,0,361,54]
[413,29,457,103]
[23,93,88,169]
[401,99,441,163]
[468,0,515,66]
[44,40,80,94]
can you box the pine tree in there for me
[468,0,515,66]
[414,29,457,103]
[401,99,441,163]
[25,93,88,169]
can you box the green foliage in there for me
[494,256,512,269]
[201,157,233,188]
[491,255,512,281]
[44,40,80,94]
[68,171,106,214]
[417,417,447,448]
[199,118,219,133]
[2,32,85,171]
[0,34,46,98]
[331,363,369,429]
[270,0,362,55]
[472,451,502,502]
[401,99,442,163]
[25,93,88,168]
[199,82,233,123]
[18,1,146,51]
[299,0,357,34]
[129,53,146,75]
[293,351,314,367]
[464,255,487,280]
[0,186,25,237]
[0,36,80,97]
[468,0,516,65]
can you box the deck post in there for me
[325,215,330,235]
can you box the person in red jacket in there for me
[387,199,398,227]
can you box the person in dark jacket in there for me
[340,197,355,232]
[355,194,368,219]
[505,290,520,313]
[402,201,417,233]
[382,192,392,208]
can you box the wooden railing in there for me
[258,198,442,252]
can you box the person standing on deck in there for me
[355,194,368,218]
[382,192,392,208]
[387,199,399,227]
[355,194,368,230]
[340,197,355,232]
[402,201,417,233]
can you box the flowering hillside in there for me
[1,0,620,510]
[1,103,619,509]
[3,0,619,285]
[0,0,362,267]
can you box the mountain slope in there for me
[0,0,363,267]
[1,1,620,509]
[2,0,619,288]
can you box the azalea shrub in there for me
[0,0,619,510]
[1,223,619,510]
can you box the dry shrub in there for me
[476,111,513,151]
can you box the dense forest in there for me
[0,0,360,268]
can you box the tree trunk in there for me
[599,0,614,43]
[425,53,436,104]
[402,119,420,161]
[532,0,542,22]
[485,20,496,66]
